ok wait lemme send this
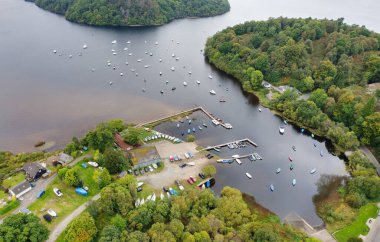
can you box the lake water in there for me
[1,0,379,226]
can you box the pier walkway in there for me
[201,138,258,151]
[138,106,233,129]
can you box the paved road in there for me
[360,146,380,176]
[364,203,380,242]
[47,193,100,242]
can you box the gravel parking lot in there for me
[137,140,214,189]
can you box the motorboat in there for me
[235,158,242,165]
[196,80,200,85]
[192,127,196,132]
[83,44,87,49]
[47,209,57,217]
[284,120,287,125]
[120,73,123,76]
[198,126,203,130]
[208,75,213,79]
[171,67,175,71]
[188,119,192,124]
[202,123,208,128]
[183,82,187,86]
[159,59,162,62]
[126,41,131,44]
[137,59,141,62]
[310,169,317,174]
[160,90,164,94]
[144,65,149,68]
[53,50,57,53]
[172,87,176,91]
[290,163,294,170]
[270,184,274,191]
[288,156,293,161]
[246,173,252,179]
[213,147,220,152]
[111,40,117,44]
[292,146,296,151]
[159,72,162,76]
[259,108,262,112]
[292,179,296,186]
[232,154,240,159]
[279,126,285,134]
[249,154,256,161]
[109,81,113,86]
[210,90,216,95]
[276,168,281,174]
[320,151,323,157]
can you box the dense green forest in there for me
[205,18,380,154]
[28,0,230,26]
[61,182,313,241]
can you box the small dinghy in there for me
[246,173,252,179]
[290,163,294,170]
[270,184,275,191]
[183,82,187,86]
[292,179,296,186]
[310,169,317,174]
[235,158,242,165]
[292,146,296,151]
[279,126,285,134]
[288,156,293,161]
[276,168,281,174]
[210,90,216,95]
[196,80,200,85]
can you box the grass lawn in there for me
[334,203,379,242]
[3,173,25,188]
[0,191,8,200]
[27,162,100,230]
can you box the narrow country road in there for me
[364,203,380,242]
[47,193,100,242]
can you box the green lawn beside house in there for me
[334,203,379,242]
[27,162,100,230]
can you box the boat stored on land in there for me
[235,158,242,165]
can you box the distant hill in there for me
[28,0,230,26]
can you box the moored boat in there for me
[210,90,216,95]
[290,163,294,170]
[310,169,317,174]
[217,159,234,164]
[235,158,242,165]
[270,184,274,191]
[276,168,281,174]
[246,173,252,179]
[292,179,296,186]
[279,126,285,134]
[288,156,293,161]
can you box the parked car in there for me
[187,179,194,185]
[152,163,158,169]
[174,155,179,161]
[198,173,206,179]
[88,161,99,168]
[43,214,52,222]
[36,190,45,199]
[53,188,63,197]
[139,169,144,175]
[179,163,187,168]
[169,156,174,162]
[149,166,154,172]
[127,169,133,174]
[133,170,139,176]
[156,162,161,167]
[163,187,168,192]
[144,167,149,172]
[137,187,142,192]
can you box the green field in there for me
[334,203,379,242]
[28,162,100,230]
[3,173,25,188]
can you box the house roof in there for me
[23,162,46,178]
[59,153,73,163]
[114,134,132,151]
[10,181,31,196]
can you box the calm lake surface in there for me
[1,0,379,226]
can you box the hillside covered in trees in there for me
[62,182,312,241]
[205,18,380,154]
[28,0,230,26]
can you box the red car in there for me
[187,178,194,185]
[189,176,196,183]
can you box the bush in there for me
[347,238,363,242]
[58,167,69,180]
[64,169,81,187]
[186,135,195,142]
[346,192,366,208]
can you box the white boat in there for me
[167,192,171,198]
[53,50,57,53]
[137,59,141,62]
[159,72,162,75]
[171,67,175,71]
[172,54,175,57]
[147,195,152,201]
[140,198,145,205]
[113,52,117,55]
[155,42,159,45]
[210,90,216,95]
[188,71,192,74]
[196,80,200,84]
[137,182,144,188]
[259,108,262,112]
[128,53,132,56]
[208,75,213,79]
[131,69,135,72]
[183,82,187,86]
[109,81,113,86]
[151,194,156,201]
[232,154,240,159]
[126,41,131,44]
[69,54,73,58]
[120,73,123,76]
[47,209,57,217]
[279,126,285,134]
[276,168,281,174]
[235,158,242,165]
[83,44,87,49]
[310,169,317,174]
[160,193,164,199]
[292,179,296,186]
[212,119,220,125]
[175,57,180,61]
[270,184,275,191]
[125,62,129,65]
[144,65,149,68]
[187,162,195,166]
[246,173,252,179]
[111,49,115,52]
[111,40,117,44]
[177,123,180,128]
[159,59,162,62]
[124,47,128,51]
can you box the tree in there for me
[123,231,149,242]
[168,219,184,239]
[99,183,133,216]
[346,192,366,208]
[309,88,328,109]
[253,227,280,242]
[361,112,380,146]
[202,165,216,177]
[294,76,314,93]
[148,222,176,242]
[111,214,126,231]
[64,168,81,187]
[122,127,144,146]
[93,168,112,188]
[248,68,264,90]
[99,225,121,242]
[103,148,127,174]
[187,135,195,142]
[0,213,49,242]
[194,231,211,242]
[64,212,97,242]
[83,122,115,152]
[58,167,69,180]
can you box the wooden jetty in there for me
[201,138,258,151]
[137,106,233,129]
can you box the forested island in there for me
[27,0,230,26]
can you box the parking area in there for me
[137,140,214,189]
